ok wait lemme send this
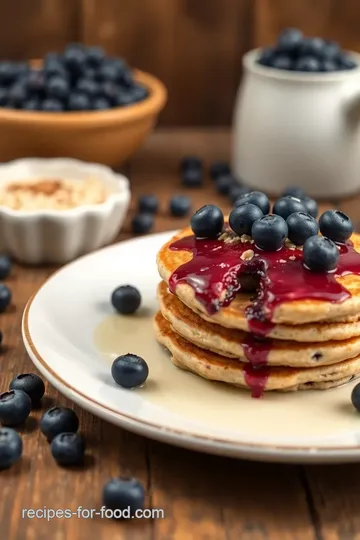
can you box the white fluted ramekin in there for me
[0,158,131,264]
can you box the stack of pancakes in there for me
[154,227,360,394]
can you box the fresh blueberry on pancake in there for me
[286,212,319,245]
[282,186,307,199]
[229,184,250,203]
[229,203,263,236]
[190,205,224,239]
[251,214,288,251]
[319,210,354,243]
[302,196,318,218]
[303,236,339,272]
[234,191,270,214]
[273,195,306,220]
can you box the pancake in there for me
[157,281,360,367]
[157,227,360,327]
[154,312,360,392]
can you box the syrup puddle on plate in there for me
[93,312,360,443]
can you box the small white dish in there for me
[0,158,130,264]
[22,231,360,463]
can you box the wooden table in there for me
[1,129,360,540]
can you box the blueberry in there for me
[180,156,202,173]
[115,91,134,107]
[338,54,357,70]
[26,70,46,93]
[257,47,276,67]
[0,390,31,426]
[23,98,41,111]
[351,382,360,412]
[234,191,270,214]
[83,67,97,80]
[321,60,338,72]
[272,55,293,70]
[40,407,79,442]
[130,83,149,103]
[215,174,236,195]
[0,62,17,86]
[111,285,141,315]
[0,87,8,106]
[251,214,288,251]
[100,81,117,104]
[323,40,341,61]
[282,186,306,199]
[9,374,45,406]
[0,428,22,469]
[86,46,105,67]
[103,477,145,515]
[97,63,121,83]
[42,98,64,112]
[169,195,191,217]
[319,210,354,243]
[294,56,321,72]
[46,76,70,101]
[286,212,319,245]
[44,59,66,79]
[229,185,250,203]
[273,196,306,220]
[182,167,203,188]
[298,37,326,58]
[0,255,11,279]
[119,69,133,88]
[68,92,91,111]
[51,432,85,466]
[229,203,263,236]
[138,194,158,214]
[63,46,86,73]
[302,196,318,218]
[0,284,11,312]
[190,205,224,238]
[7,83,27,108]
[131,213,154,234]
[76,78,99,97]
[92,97,110,110]
[277,28,303,52]
[111,354,149,388]
[209,161,230,180]
[303,236,339,272]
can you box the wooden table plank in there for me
[0,129,360,540]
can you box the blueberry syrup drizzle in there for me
[169,233,360,397]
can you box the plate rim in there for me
[21,232,360,463]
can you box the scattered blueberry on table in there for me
[0,390,31,426]
[131,213,154,234]
[209,161,230,180]
[138,194,159,214]
[111,285,141,315]
[0,427,22,469]
[215,174,235,196]
[257,28,357,72]
[169,195,191,217]
[103,477,145,515]
[0,284,11,312]
[9,373,45,406]
[40,406,79,442]
[303,236,339,272]
[111,354,149,389]
[191,205,224,239]
[51,432,85,466]
[180,156,203,173]
[182,167,203,188]
[0,255,12,280]
[0,43,149,112]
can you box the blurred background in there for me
[3,0,360,127]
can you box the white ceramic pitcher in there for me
[232,49,360,198]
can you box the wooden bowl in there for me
[0,70,167,167]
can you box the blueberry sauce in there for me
[169,233,360,397]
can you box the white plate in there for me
[22,231,360,463]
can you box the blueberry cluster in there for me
[258,28,357,72]
[190,189,354,273]
[0,43,149,112]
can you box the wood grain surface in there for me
[0,129,359,540]
[3,0,360,125]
